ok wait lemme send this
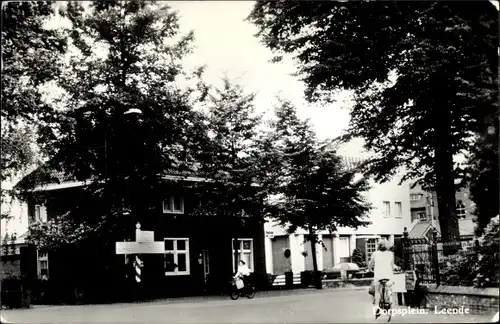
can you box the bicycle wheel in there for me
[230,288,240,300]
[246,286,255,299]
[379,286,386,308]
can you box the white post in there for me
[349,234,356,256]
[317,234,323,271]
[333,233,341,266]
[264,236,273,274]
[135,222,141,242]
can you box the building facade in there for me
[263,170,412,275]
[17,172,267,302]
[408,183,476,247]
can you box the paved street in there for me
[1,288,495,324]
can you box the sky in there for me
[167,1,354,144]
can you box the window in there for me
[418,212,427,221]
[162,196,184,214]
[382,201,391,217]
[456,201,466,219]
[365,238,378,262]
[164,238,190,275]
[395,202,403,218]
[37,251,49,278]
[410,194,422,201]
[461,240,474,251]
[338,237,350,258]
[35,205,47,223]
[232,238,254,271]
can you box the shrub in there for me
[440,216,499,287]
[351,248,367,268]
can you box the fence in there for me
[394,227,481,287]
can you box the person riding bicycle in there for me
[368,239,398,316]
[234,260,251,290]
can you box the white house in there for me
[263,169,412,275]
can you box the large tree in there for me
[249,1,499,243]
[467,117,499,235]
[193,77,264,272]
[1,1,67,218]
[261,100,371,288]
[25,0,209,251]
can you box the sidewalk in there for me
[27,286,368,309]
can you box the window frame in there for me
[461,240,473,251]
[456,201,466,219]
[395,201,403,218]
[231,238,254,272]
[382,201,391,217]
[164,238,190,276]
[365,238,379,263]
[410,194,422,201]
[37,250,49,278]
[338,236,350,258]
[418,212,427,221]
[162,196,185,214]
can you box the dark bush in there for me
[1,277,22,308]
[351,248,367,268]
[440,216,499,287]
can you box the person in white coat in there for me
[234,260,251,290]
[368,239,398,316]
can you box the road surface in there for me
[1,288,495,323]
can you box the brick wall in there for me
[424,286,498,316]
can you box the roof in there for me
[409,222,433,239]
[16,155,368,191]
[409,219,476,239]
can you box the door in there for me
[322,235,334,270]
[272,236,291,274]
[304,241,314,270]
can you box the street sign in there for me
[392,273,407,293]
[265,230,274,239]
[116,242,164,255]
[137,230,154,242]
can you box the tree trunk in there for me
[433,102,460,246]
[308,225,322,289]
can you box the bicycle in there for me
[229,276,255,300]
[376,278,393,322]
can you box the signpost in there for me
[136,230,154,243]
[115,222,165,255]
[116,241,164,255]
[392,273,407,293]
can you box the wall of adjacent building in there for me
[263,172,412,274]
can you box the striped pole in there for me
[134,255,143,283]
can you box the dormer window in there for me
[163,196,184,214]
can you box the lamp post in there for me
[426,192,435,229]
